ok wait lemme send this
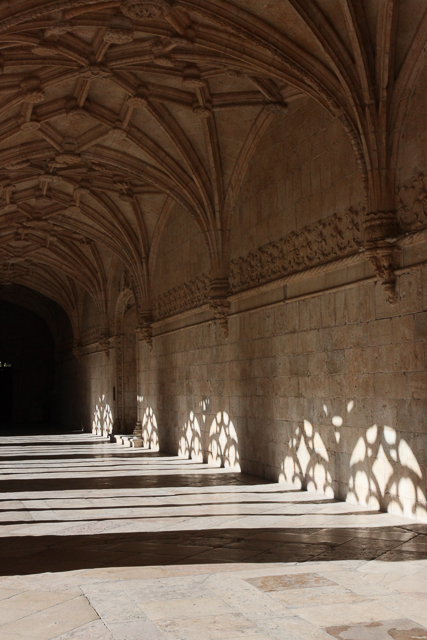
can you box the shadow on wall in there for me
[279,400,426,519]
[178,400,240,471]
[92,395,113,437]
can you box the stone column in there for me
[110,333,124,442]
[132,421,144,448]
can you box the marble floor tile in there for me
[246,572,336,591]
[106,619,166,639]
[0,596,98,639]
[0,589,76,610]
[156,612,268,639]
[140,595,234,620]
[325,617,427,639]
[296,600,399,627]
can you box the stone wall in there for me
[231,97,364,260]
[152,202,210,296]
[138,267,427,520]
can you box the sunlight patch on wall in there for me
[178,410,203,461]
[92,395,113,437]
[208,411,240,471]
[279,418,333,497]
[142,406,159,451]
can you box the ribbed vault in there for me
[0,0,426,342]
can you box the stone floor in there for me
[0,432,427,639]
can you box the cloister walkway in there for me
[0,432,426,639]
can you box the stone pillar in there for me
[110,332,124,442]
[364,211,401,304]
[109,418,123,442]
[132,421,144,448]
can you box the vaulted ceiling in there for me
[0,0,426,338]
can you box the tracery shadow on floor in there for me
[0,525,426,577]
[1,431,427,584]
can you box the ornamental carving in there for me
[397,173,427,231]
[121,0,173,19]
[229,208,362,293]
[104,15,134,44]
[153,274,210,320]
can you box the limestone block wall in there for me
[138,267,427,519]
[152,202,211,296]
[231,97,364,259]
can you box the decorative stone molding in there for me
[364,210,399,241]
[98,329,110,355]
[127,95,148,109]
[81,326,99,347]
[366,242,401,305]
[78,65,110,80]
[363,210,401,304]
[136,324,153,346]
[182,64,205,88]
[265,101,288,115]
[397,173,427,231]
[229,208,363,293]
[136,310,154,346]
[104,14,134,44]
[44,23,73,39]
[209,278,230,337]
[121,0,173,19]
[153,274,210,320]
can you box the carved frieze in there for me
[229,208,362,293]
[121,0,173,19]
[153,274,210,320]
[152,210,362,320]
[397,173,427,231]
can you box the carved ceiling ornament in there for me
[104,14,134,44]
[121,0,174,19]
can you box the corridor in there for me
[0,433,426,639]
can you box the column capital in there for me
[209,277,230,337]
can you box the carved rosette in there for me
[364,211,401,304]
[209,278,230,338]
[121,0,173,19]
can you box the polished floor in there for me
[0,433,427,639]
